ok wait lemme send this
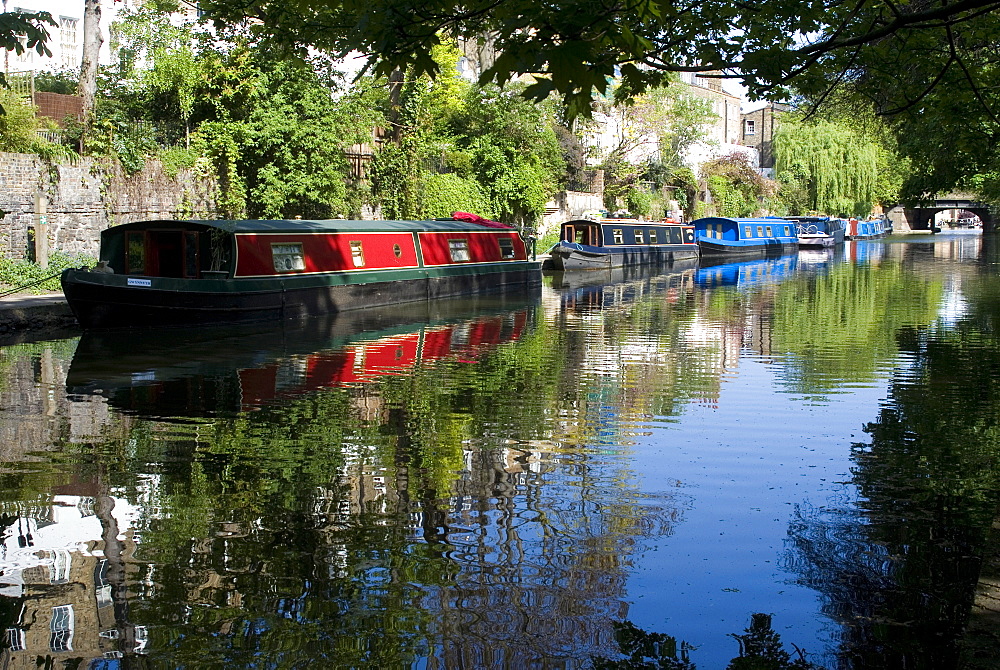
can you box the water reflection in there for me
[67,297,536,417]
[2,288,692,667]
[5,236,1000,667]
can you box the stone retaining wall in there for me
[0,152,218,260]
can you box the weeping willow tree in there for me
[774,119,881,217]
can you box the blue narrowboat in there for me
[545,218,698,270]
[693,216,799,257]
[846,217,890,239]
[786,216,847,248]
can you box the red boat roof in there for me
[106,218,521,235]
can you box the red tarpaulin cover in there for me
[451,211,514,229]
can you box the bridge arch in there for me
[885,194,995,233]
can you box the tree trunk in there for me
[79,0,102,119]
[387,67,404,144]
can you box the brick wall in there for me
[33,92,83,127]
[0,152,219,260]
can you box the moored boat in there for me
[61,215,541,329]
[545,218,697,270]
[787,216,846,248]
[846,217,890,239]
[693,216,798,257]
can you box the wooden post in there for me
[34,193,49,269]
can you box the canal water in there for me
[0,230,997,669]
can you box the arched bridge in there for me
[886,193,995,232]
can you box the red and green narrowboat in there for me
[60,216,541,329]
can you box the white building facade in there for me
[3,0,199,75]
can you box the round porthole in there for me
[393,244,402,258]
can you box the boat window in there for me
[634,229,645,244]
[449,239,471,262]
[784,225,791,236]
[574,229,585,243]
[744,226,752,238]
[649,229,657,243]
[498,237,516,259]
[756,226,764,237]
[272,243,305,272]
[668,227,682,244]
[766,226,773,237]
[349,241,365,267]
[613,229,624,244]
[393,243,402,258]
[126,232,145,274]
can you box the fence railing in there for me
[6,71,34,98]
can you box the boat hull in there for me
[546,242,698,271]
[797,234,837,249]
[697,238,798,258]
[62,263,542,329]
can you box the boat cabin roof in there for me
[692,216,794,227]
[784,216,837,222]
[103,218,518,236]
[562,218,684,228]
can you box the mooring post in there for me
[34,193,49,269]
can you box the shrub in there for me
[0,252,97,294]
[422,172,493,220]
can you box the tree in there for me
[79,0,103,119]
[193,0,1000,119]
[773,118,881,217]
[0,9,54,93]
[701,152,778,218]
[588,82,714,214]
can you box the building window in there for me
[745,120,756,135]
[272,243,305,272]
[59,17,78,68]
[50,605,74,653]
[498,238,515,259]
[613,229,624,244]
[50,550,71,584]
[634,229,645,244]
[449,239,470,262]
[349,241,365,267]
[649,230,657,243]
[6,628,25,652]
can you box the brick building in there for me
[740,102,791,178]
